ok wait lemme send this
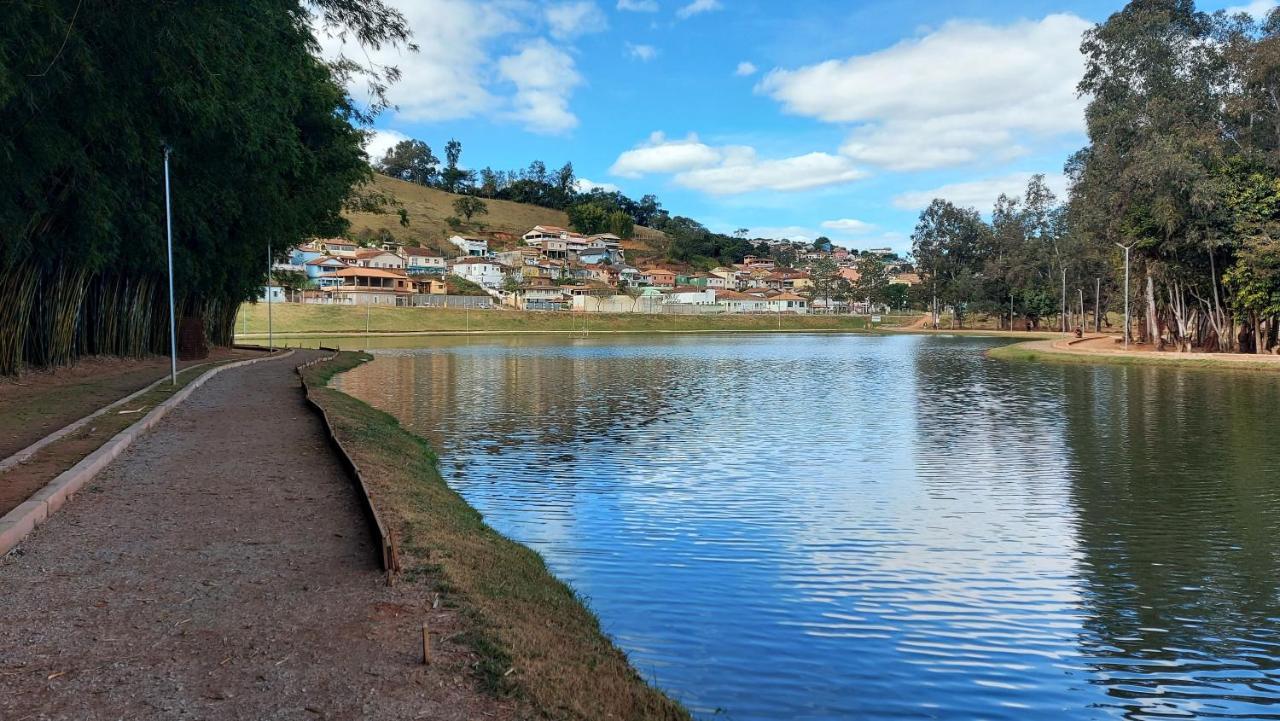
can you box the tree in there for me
[607,210,635,239]
[806,258,842,309]
[568,203,611,235]
[911,199,989,328]
[439,138,473,193]
[452,196,489,223]
[376,139,439,185]
[1,0,404,372]
[852,255,891,308]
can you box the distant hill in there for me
[344,174,666,260]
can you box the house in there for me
[522,225,573,246]
[667,287,717,305]
[765,291,809,314]
[618,266,643,287]
[418,278,447,295]
[582,264,620,286]
[515,277,566,310]
[259,284,286,303]
[353,249,405,270]
[449,235,489,257]
[892,272,921,286]
[494,248,542,269]
[290,244,325,267]
[765,269,812,291]
[320,267,417,305]
[451,257,506,288]
[839,267,861,284]
[715,289,769,313]
[304,256,348,284]
[645,268,677,288]
[402,247,447,275]
[321,238,358,256]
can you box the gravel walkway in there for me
[0,351,509,721]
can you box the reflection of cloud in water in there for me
[336,334,1280,721]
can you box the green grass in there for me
[987,341,1280,373]
[237,301,872,337]
[300,353,691,721]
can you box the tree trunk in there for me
[1145,272,1160,349]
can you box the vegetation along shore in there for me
[301,352,691,720]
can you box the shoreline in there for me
[988,336,1280,372]
[299,352,691,720]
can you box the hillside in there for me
[345,174,667,259]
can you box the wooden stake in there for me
[422,621,431,665]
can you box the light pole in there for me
[1115,242,1134,349]
[267,242,274,351]
[163,145,178,385]
[1061,267,1067,333]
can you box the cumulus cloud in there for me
[617,0,659,10]
[314,0,517,122]
[363,129,410,162]
[821,218,876,234]
[676,0,723,20]
[609,132,865,195]
[758,14,1091,171]
[498,40,583,134]
[576,177,622,193]
[735,61,757,77]
[675,149,866,195]
[892,172,1068,211]
[546,1,608,39]
[610,132,722,177]
[627,43,658,61]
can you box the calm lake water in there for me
[333,333,1280,720]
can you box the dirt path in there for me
[1029,335,1280,365]
[0,351,511,721]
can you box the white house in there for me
[401,247,447,275]
[449,235,488,257]
[451,257,506,288]
[667,288,717,305]
[352,249,405,270]
[714,289,769,313]
[765,292,809,314]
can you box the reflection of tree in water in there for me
[1061,366,1280,718]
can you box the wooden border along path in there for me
[0,350,293,556]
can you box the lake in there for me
[332,333,1280,720]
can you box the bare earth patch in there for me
[0,351,515,721]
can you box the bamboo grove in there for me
[1,1,409,374]
[912,1,1280,353]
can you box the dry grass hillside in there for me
[345,174,667,259]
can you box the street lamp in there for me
[162,145,177,385]
[1115,242,1134,349]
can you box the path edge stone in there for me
[0,350,295,557]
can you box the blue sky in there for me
[323,0,1273,254]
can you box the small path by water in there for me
[0,351,509,721]
[1026,335,1280,366]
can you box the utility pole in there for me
[1061,267,1067,333]
[267,242,274,351]
[163,145,178,385]
[1095,277,1101,333]
[1115,242,1134,349]
[1010,293,1015,331]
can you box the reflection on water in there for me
[334,334,1280,720]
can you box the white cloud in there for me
[610,131,866,194]
[821,218,876,234]
[892,172,1068,211]
[758,14,1091,171]
[675,149,867,195]
[498,40,583,134]
[546,1,608,39]
[1226,0,1276,18]
[610,132,722,177]
[363,129,410,162]
[576,177,622,193]
[750,226,817,242]
[314,0,517,122]
[676,0,723,20]
[627,43,658,61]
[735,61,757,77]
[617,0,659,10]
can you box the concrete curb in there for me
[295,351,401,582]
[0,361,218,474]
[0,349,296,557]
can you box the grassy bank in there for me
[988,339,1280,373]
[238,301,874,337]
[300,352,690,721]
